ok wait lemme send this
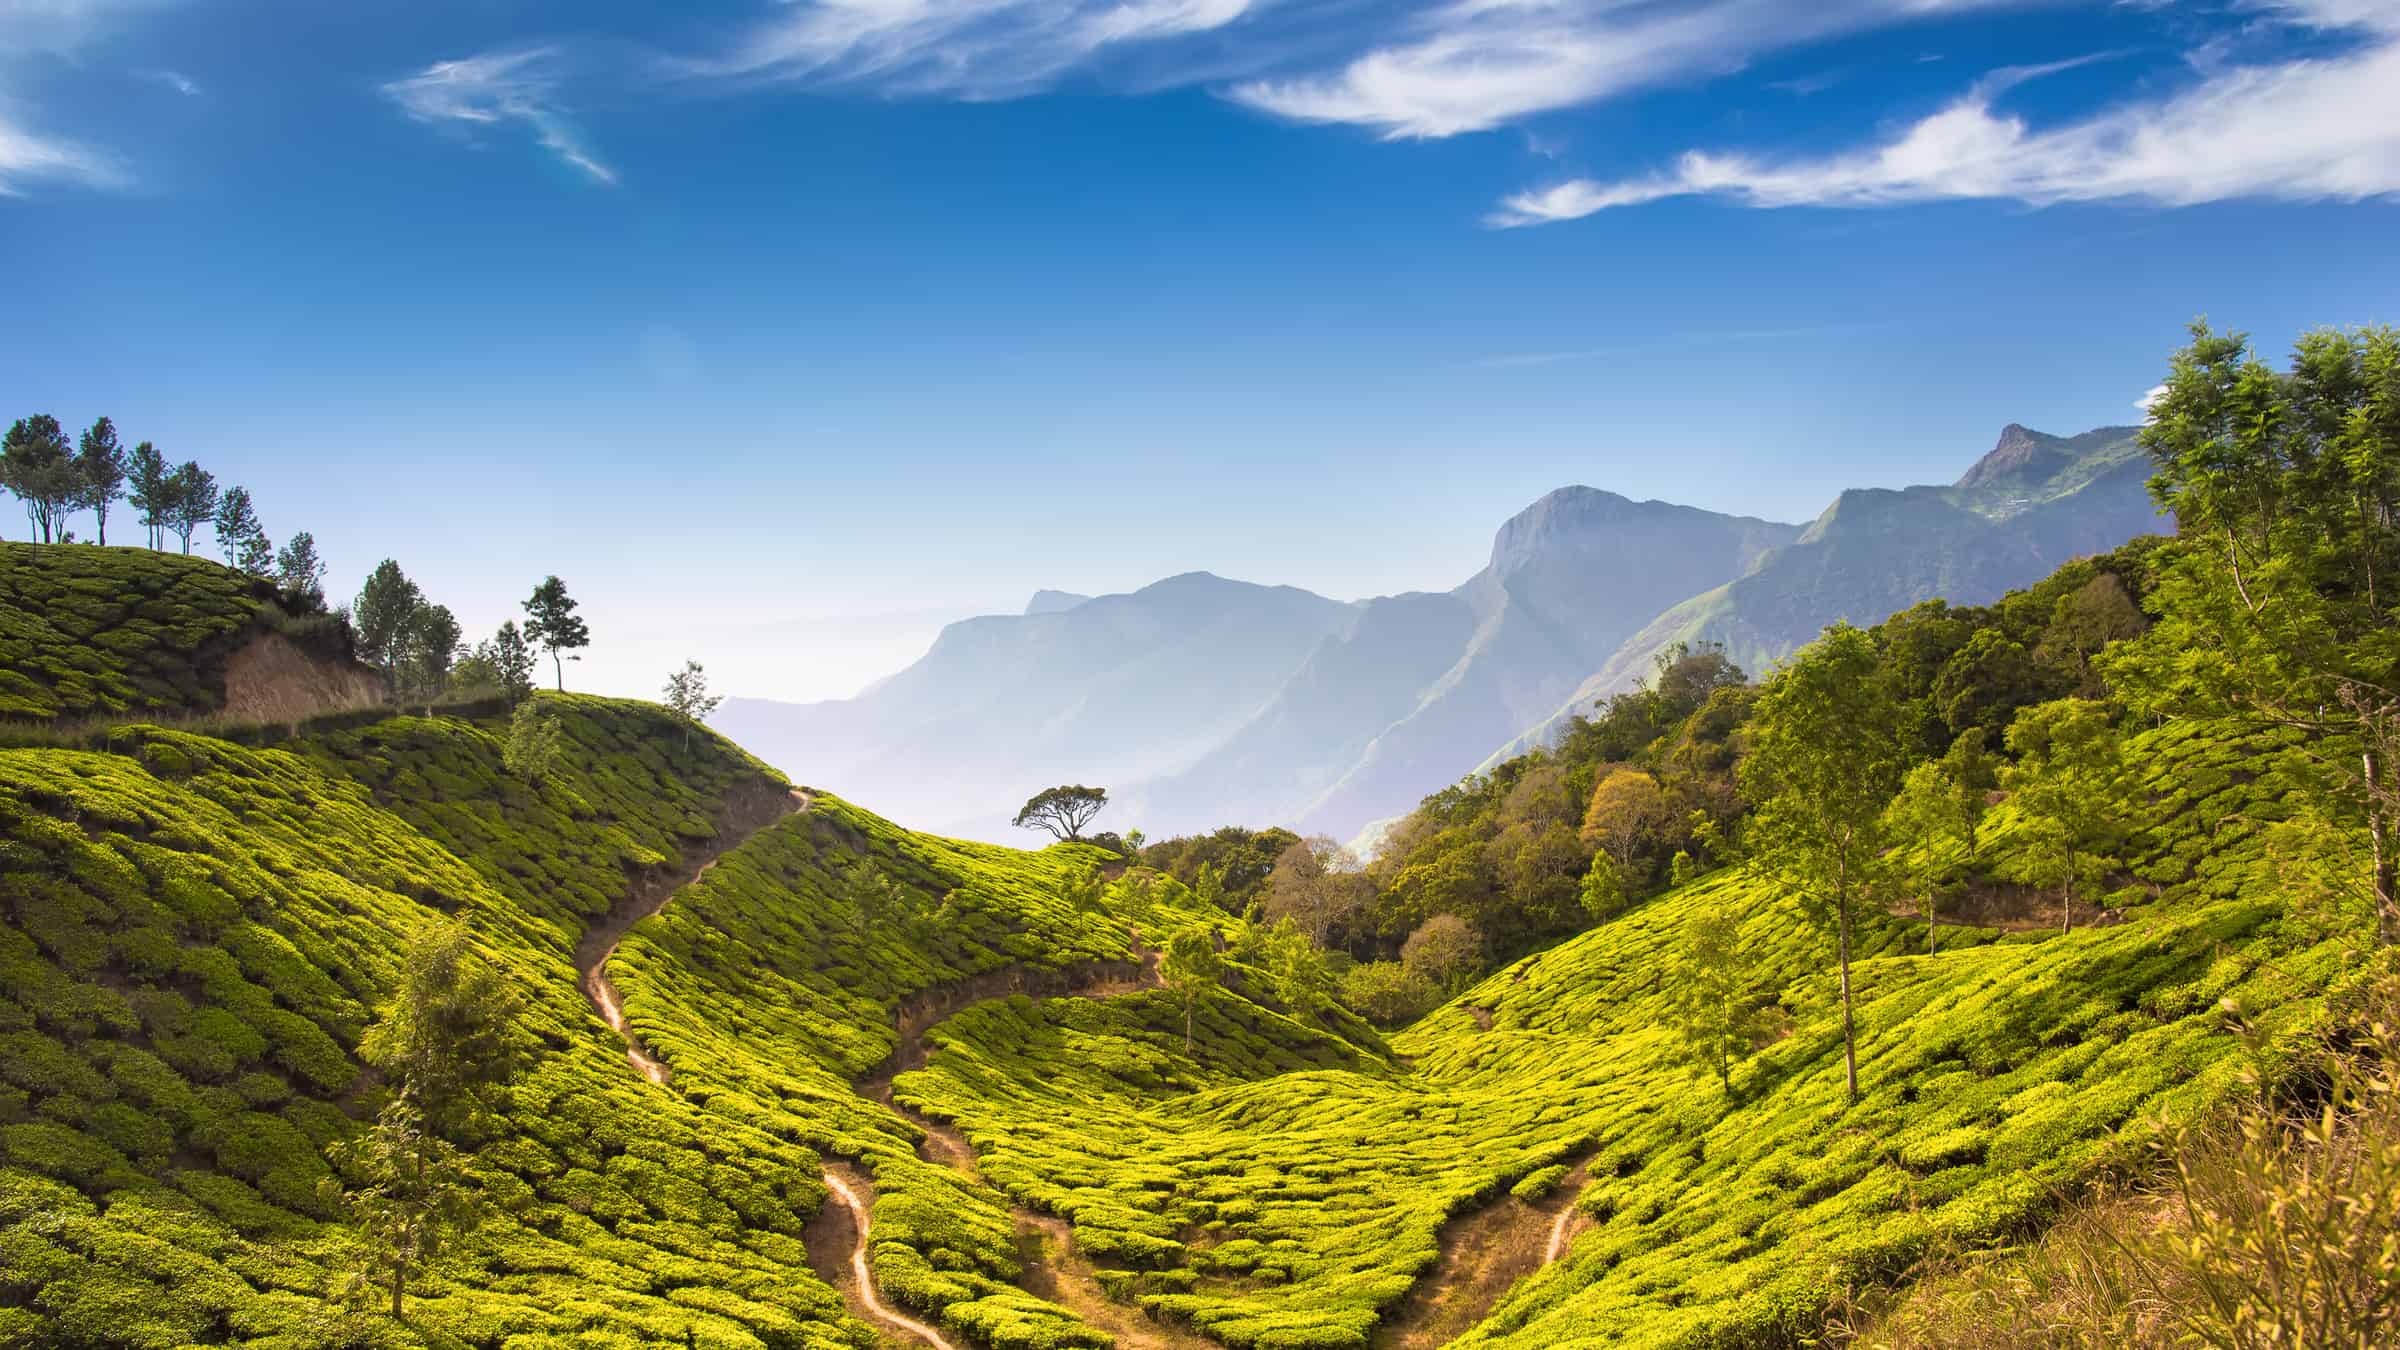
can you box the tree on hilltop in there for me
[490,622,535,706]
[522,576,590,692]
[1014,784,1108,842]
[163,461,218,553]
[2002,699,2123,934]
[127,442,168,548]
[214,486,264,568]
[2,415,78,543]
[76,417,126,545]
[1669,901,1778,1095]
[354,560,424,671]
[396,604,463,713]
[276,531,328,609]
[1739,622,1905,1105]
[663,660,723,751]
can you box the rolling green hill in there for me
[0,542,375,725]
[0,534,2382,1350]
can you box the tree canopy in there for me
[1013,784,1108,841]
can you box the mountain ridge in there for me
[721,423,2162,842]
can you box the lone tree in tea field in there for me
[330,925,528,1318]
[663,660,723,750]
[1162,928,1225,1051]
[1014,784,1108,842]
[523,575,591,692]
[1739,622,1906,1104]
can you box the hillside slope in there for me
[892,720,2353,1348]
[0,677,1333,1349]
[0,542,380,724]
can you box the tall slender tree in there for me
[163,461,218,553]
[354,560,425,671]
[395,604,463,713]
[662,660,723,750]
[2,415,78,543]
[126,441,168,548]
[521,576,590,692]
[76,417,126,545]
[214,486,263,567]
[489,621,535,707]
[276,531,328,609]
[1738,623,1906,1105]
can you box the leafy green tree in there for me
[212,486,263,567]
[358,924,528,1135]
[126,441,168,548]
[1161,928,1225,1051]
[1400,912,1483,995]
[1881,728,1999,953]
[325,1101,482,1320]
[1739,623,1906,1104]
[162,461,218,553]
[276,531,328,609]
[1256,917,1335,1017]
[235,530,275,577]
[2002,699,2123,933]
[354,560,423,671]
[522,576,591,692]
[489,621,536,707]
[2111,322,2400,940]
[395,604,462,712]
[503,700,564,781]
[1340,960,1438,1027]
[75,417,126,544]
[2,415,78,542]
[1012,784,1108,841]
[662,660,723,750]
[332,924,526,1317]
[1577,850,1627,921]
[1932,627,2052,743]
[1669,901,1775,1094]
[2035,572,2148,695]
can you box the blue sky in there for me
[4,0,2397,701]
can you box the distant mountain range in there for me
[716,423,2165,843]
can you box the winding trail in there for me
[856,941,1222,1350]
[574,782,809,1085]
[1373,1154,1598,1350]
[820,1166,965,1350]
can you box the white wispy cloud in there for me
[0,107,126,194]
[141,68,199,96]
[683,0,1258,96]
[2137,383,2168,413]
[1487,3,2400,225]
[382,47,618,185]
[1227,0,2018,140]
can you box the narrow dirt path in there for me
[574,782,809,1084]
[858,941,1221,1350]
[820,1165,966,1350]
[1373,1154,1597,1350]
[576,782,953,1349]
